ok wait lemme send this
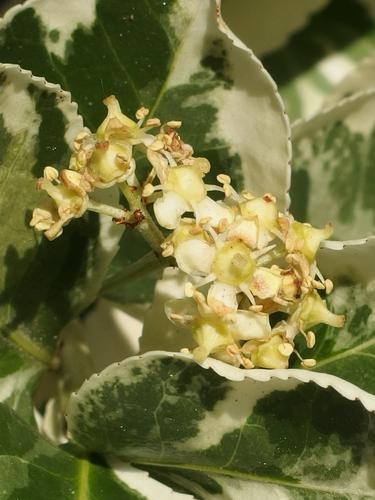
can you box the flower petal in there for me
[154,191,190,229]
[175,239,215,276]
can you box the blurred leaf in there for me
[262,0,375,119]
[291,90,375,240]
[0,402,145,499]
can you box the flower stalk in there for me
[119,181,165,254]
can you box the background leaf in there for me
[222,0,328,60]
[0,402,146,499]
[0,335,43,424]
[67,353,375,497]
[257,0,375,120]
[291,90,375,240]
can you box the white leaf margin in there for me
[319,236,375,283]
[216,0,292,210]
[75,350,375,413]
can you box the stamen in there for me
[325,279,334,294]
[239,283,256,305]
[194,273,216,289]
[252,244,276,260]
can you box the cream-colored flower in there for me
[30,167,90,240]
[239,194,279,248]
[286,221,333,262]
[243,334,291,369]
[166,287,271,365]
[291,290,345,333]
[70,96,157,188]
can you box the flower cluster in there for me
[31,96,345,369]
[31,96,160,240]
[140,108,345,369]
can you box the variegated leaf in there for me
[67,353,375,498]
[0,64,122,415]
[0,402,145,499]
[0,0,292,308]
[324,56,375,106]
[291,90,375,240]
[0,335,43,424]
[260,0,375,120]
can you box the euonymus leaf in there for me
[0,65,121,375]
[291,90,375,240]
[0,0,292,307]
[67,353,375,497]
[0,402,145,499]
[0,335,43,424]
[0,0,291,207]
[261,0,375,120]
[324,56,375,106]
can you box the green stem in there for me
[119,181,165,254]
[87,199,128,219]
[101,251,173,295]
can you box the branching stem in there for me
[119,180,165,254]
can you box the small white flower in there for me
[175,239,216,277]
[244,334,291,369]
[286,221,333,262]
[153,191,190,229]
[30,167,90,240]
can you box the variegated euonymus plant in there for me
[1,0,375,498]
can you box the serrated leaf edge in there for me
[216,0,292,209]
[70,350,375,413]
[0,62,83,137]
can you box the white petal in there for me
[227,217,258,248]
[228,310,271,341]
[154,191,190,229]
[250,267,282,299]
[165,297,198,326]
[195,196,234,227]
[175,239,215,277]
[207,282,238,315]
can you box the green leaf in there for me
[0,402,145,499]
[290,90,375,240]
[0,335,43,424]
[67,353,375,497]
[260,0,375,120]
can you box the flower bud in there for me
[250,335,290,369]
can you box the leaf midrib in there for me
[315,335,375,370]
[134,460,373,496]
